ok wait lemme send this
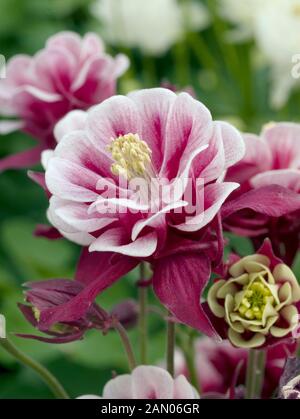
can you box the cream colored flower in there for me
[208,253,300,349]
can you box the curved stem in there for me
[166,316,175,377]
[114,322,137,371]
[0,337,69,399]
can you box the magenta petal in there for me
[222,185,300,219]
[153,252,219,338]
[0,145,44,172]
[257,238,283,268]
[34,224,62,239]
[38,252,138,327]
[75,248,139,285]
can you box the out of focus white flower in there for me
[218,0,265,42]
[0,314,6,338]
[219,0,300,108]
[254,0,300,109]
[91,0,210,56]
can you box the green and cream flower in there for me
[208,253,300,348]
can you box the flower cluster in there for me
[1,22,300,401]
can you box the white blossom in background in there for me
[218,0,265,42]
[219,0,300,109]
[91,0,210,56]
[0,314,6,338]
[254,0,300,109]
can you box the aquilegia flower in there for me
[35,87,246,337]
[206,240,300,349]
[225,122,300,264]
[174,337,295,398]
[18,279,113,343]
[78,365,198,399]
[0,31,128,171]
[91,0,210,56]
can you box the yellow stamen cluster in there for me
[237,280,274,320]
[107,133,152,180]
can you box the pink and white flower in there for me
[0,31,128,171]
[37,88,245,337]
[225,122,300,264]
[78,366,198,399]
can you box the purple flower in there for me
[18,279,112,344]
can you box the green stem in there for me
[142,56,157,88]
[254,350,266,398]
[245,349,266,399]
[114,322,137,371]
[183,338,201,394]
[173,40,190,88]
[138,262,148,364]
[0,337,69,399]
[166,316,175,377]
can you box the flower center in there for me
[237,278,274,321]
[108,133,152,180]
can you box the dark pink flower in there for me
[224,123,300,264]
[175,337,296,399]
[18,279,112,344]
[34,88,246,337]
[0,31,128,171]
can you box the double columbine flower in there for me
[18,280,113,343]
[36,87,246,336]
[225,122,300,265]
[0,31,128,171]
[207,240,300,348]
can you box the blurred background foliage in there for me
[0,0,300,398]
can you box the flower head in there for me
[225,122,300,264]
[78,365,198,399]
[0,31,128,171]
[37,87,245,336]
[18,279,112,344]
[207,240,300,348]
